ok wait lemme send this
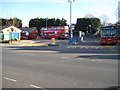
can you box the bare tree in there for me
[117,1,120,21]
[99,15,109,26]
[115,1,120,25]
[115,1,120,21]
[84,14,96,18]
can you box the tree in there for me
[100,15,109,26]
[29,18,67,34]
[75,18,101,35]
[6,17,22,28]
[115,1,120,25]
[0,18,8,28]
[12,17,22,27]
[0,17,22,28]
[84,14,96,18]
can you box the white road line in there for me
[91,59,96,61]
[30,85,42,88]
[61,57,69,59]
[91,59,101,62]
[4,77,17,82]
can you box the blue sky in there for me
[0,0,119,26]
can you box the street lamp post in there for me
[46,17,48,28]
[68,0,75,38]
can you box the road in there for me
[1,41,119,89]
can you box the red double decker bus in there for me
[100,26,120,45]
[19,27,38,40]
[40,25,69,39]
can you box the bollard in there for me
[48,38,59,46]
[51,38,56,44]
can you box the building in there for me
[1,26,21,40]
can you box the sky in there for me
[0,0,119,26]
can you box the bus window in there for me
[61,27,64,29]
[56,27,61,29]
[101,29,116,38]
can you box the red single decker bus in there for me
[100,26,120,45]
[19,27,38,40]
[40,25,69,39]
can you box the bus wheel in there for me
[58,37,61,40]
[45,37,47,39]
[101,43,105,45]
[112,43,117,45]
[29,37,32,40]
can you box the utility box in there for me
[0,33,4,40]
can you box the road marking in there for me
[91,59,101,61]
[91,59,96,61]
[61,57,69,59]
[16,50,59,53]
[91,59,111,62]
[30,85,42,88]
[4,77,17,82]
[22,44,47,46]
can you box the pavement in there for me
[0,35,119,48]
[0,39,50,46]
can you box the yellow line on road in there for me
[22,44,47,46]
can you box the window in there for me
[32,33,38,36]
[61,27,64,29]
[44,33,55,36]
[21,33,26,36]
[101,30,116,38]
[21,28,35,30]
[48,33,55,35]
[56,27,61,29]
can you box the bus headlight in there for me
[101,41,105,42]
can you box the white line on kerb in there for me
[91,59,96,61]
[30,85,42,88]
[4,77,17,82]
[91,59,101,61]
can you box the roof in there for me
[2,26,21,33]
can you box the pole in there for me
[68,0,74,38]
[70,1,72,27]
[46,17,48,27]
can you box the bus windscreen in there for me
[101,29,117,38]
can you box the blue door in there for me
[13,33,19,39]
[9,33,12,40]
